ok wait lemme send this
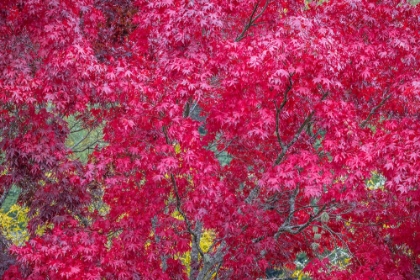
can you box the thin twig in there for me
[171,174,205,258]
[214,138,234,156]
[275,76,293,152]
[274,91,328,165]
[69,127,87,134]
[162,126,205,259]
[275,203,327,239]
[361,93,391,128]
[72,139,105,153]
[68,119,83,132]
[235,0,270,42]
[321,224,355,260]
[274,112,313,165]
[70,128,95,150]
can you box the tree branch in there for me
[170,174,205,260]
[72,139,106,153]
[274,190,328,239]
[274,112,313,165]
[68,120,84,133]
[361,93,391,128]
[235,0,270,42]
[214,138,234,157]
[274,91,328,165]
[275,75,293,152]
[274,187,299,238]
[152,216,168,272]
[197,241,227,280]
[162,126,205,260]
[70,127,95,150]
[190,221,203,279]
[164,109,226,279]
[321,224,354,258]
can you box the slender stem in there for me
[274,91,328,165]
[171,174,205,258]
[275,76,293,152]
[361,93,391,128]
[70,128,94,150]
[235,0,270,42]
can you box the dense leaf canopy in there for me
[0,0,419,279]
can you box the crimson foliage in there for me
[0,0,419,279]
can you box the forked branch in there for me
[274,91,328,165]
[235,0,270,42]
[171,174,205,259]
[162,126,205,259]
[275,75,293,152]
[274,198,328,239]
[361,93,391,128]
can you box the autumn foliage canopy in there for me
[0,0,420,279]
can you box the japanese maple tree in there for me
[0,0,420,279]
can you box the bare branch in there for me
[275,76,293,152]
[197,241,227,280]
[274,187,299,237]
[165,108,227,279]
[245,186,260,204]
[162,126,205,260]
[190,222,203,279]
[170,173,205,259]
[151,216,168,272]
[274,91,328,165]
[321,224,355,260]
[361,93,391,128]
[72,139,106,153]
[274,189,329,239]
[69,127,87,134]
[235,0,270,42]
[70,127,95,150]
[162,125,171,144]
[214,138,235,157]
[274,112,313,165]
[66,115,84,133]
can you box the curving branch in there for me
[274,112,314,165]
[275,75,293,152]
[274,200,328,239]
[170,173,205,259]
[361,92,391,128]
[235,0,270,42]
[162,125,205,260]
[321,224,354,259]
[163,124,225,279]
[274,90,328,165]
